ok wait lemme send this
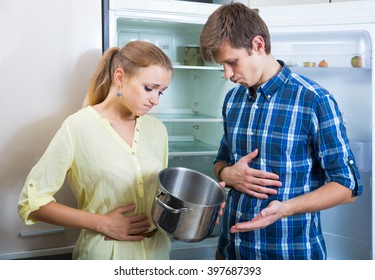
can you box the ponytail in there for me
[83,47,120,107]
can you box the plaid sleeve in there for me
[312,93,362,196]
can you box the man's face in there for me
[213,40,265,89]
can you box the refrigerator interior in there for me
[110,0,373,260]
[116,18,231,162]
[115,16,236,184]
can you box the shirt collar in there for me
[255,60,291,100]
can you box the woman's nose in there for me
[149,94,159,106]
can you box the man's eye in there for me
[145,86,152,92]
[158,91,164,96]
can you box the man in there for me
[200,2,362,260]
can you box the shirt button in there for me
[349,160,354,165]
[254,104,258,109]
[249,130,254,135]
[267,95,271,99]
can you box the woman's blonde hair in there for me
[84,40,172,106]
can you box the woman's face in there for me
[121,65,172,116]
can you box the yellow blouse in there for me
[18,106,171,259]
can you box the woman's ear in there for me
[114,67,125,86]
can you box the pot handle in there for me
[156,196,191,214]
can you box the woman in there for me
[18,41,173,259]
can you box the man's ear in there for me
[252,36,265,54]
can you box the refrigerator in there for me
[0,0,102,259]
[106,0,374,260]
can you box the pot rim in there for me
[156,187,226,208]
[157,167,227,207]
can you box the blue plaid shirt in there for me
[216,61,362,260]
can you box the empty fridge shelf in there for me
[169,139,218,156]
[151,113,222,122]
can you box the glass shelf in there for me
[173,64,223,71]
[168,139,218,156]
[271,30,372,69]
[291,66,372,73]
[151,113,222,123]
[283,62,372,70]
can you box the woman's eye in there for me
[158,91,164,96]
[144,86,152,92]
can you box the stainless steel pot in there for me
[152,167,226,242]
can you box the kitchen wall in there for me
[0,0,102,259]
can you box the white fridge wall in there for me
[0,0,102,259]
